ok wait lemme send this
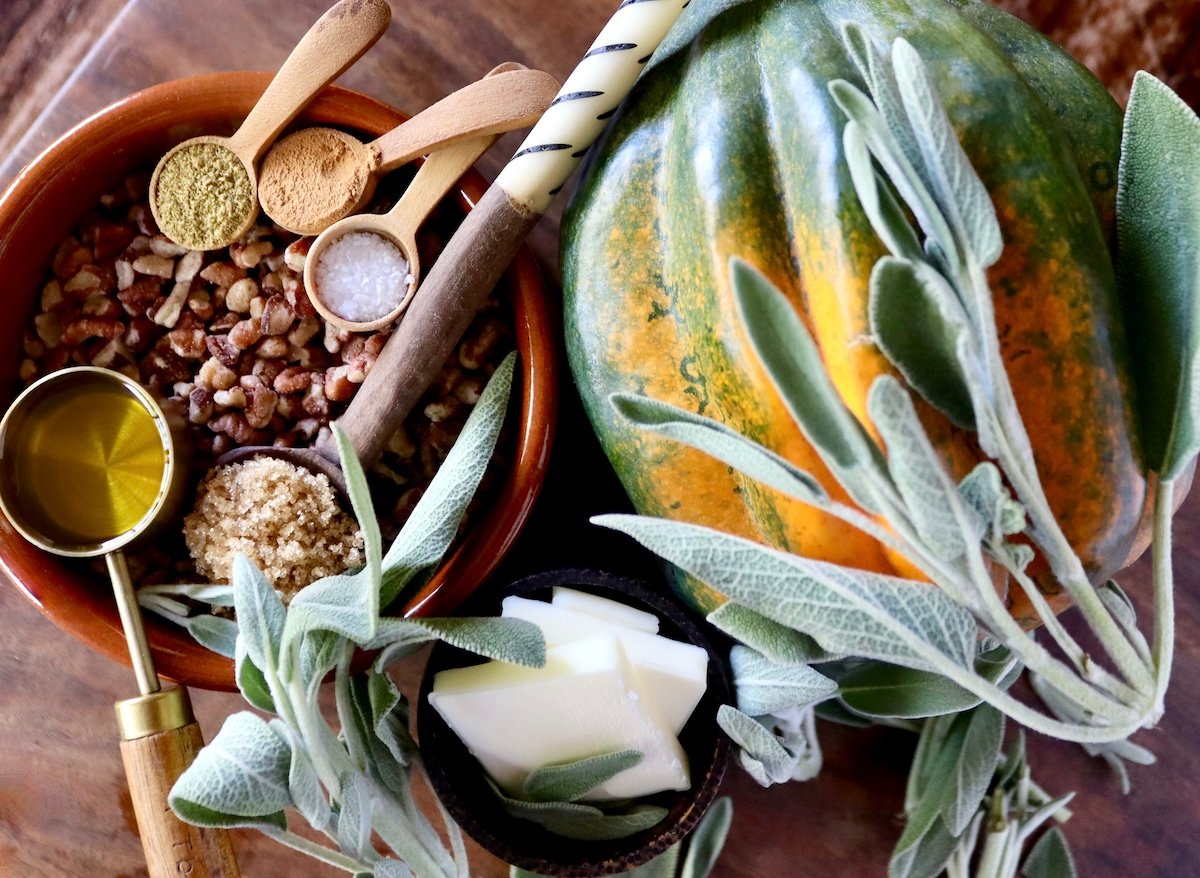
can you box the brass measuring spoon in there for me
[0,367,239,878]
[149,0,391,252]
[258,61,559,235]
[302,132,500,332]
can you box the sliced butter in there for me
[551,586,660,633]
[501,595,707,734]
[429,634,690,801]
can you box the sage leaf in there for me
[410,617,545,668]
[716,705,796,785]
[958,463,1025,543]
[140,582,235,607]
[288,743,333,834]
[1117,72,1200,480]
[596,514,977,674]
[869,376,970,562]
[836,662,984,720]
[707,602,835,665]
[299,629,343,699]
[680,796,733,878]
[232,555,285,678]
[521,750,643,803]
[890,714,971,876]
[235,637,276,713]
[829,79,959,274]
[730,645,837,716]
[610,392,829,505]
[367,671,415,767]
[170,711,292,819]
[492,779,667,841]
[335,421,383,590]
[941,704,1004,836]
[730,257,888,511]
[623,844,681,878]
[844,122,924,264]
[889,814,961,878]
[815,699,876,729]
[170,798,286,832]
[186,614,239,659]
[375,862,415,878]
[286,570,380,646]
[381,352,515,606]
[1023,827,1078,878]
[337,773,376,863]
[869,258,976,430]
[892,39,1003,268]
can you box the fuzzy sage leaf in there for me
[707,602,835,665]
[730,256,888,511]
[1117,71,1200,480]
[730,645,837,717]
[595,514,977,674]
[521,750,644,803]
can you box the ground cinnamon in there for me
[258,127,372,235]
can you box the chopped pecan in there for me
[209,411,253,444]
[188,387,214,425]
[132,254,175,279]
[260,295,294,336]
[324,365,355,402]
[205,334,240,367]
[228,319,262,350]
[273,366,314,395]
[175,250,204,283]
[63,317,123,346]
[167,328,207,359]
[199,261,246,287]
[140,348,192,386]
[225,277,257,313]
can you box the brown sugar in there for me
[183,457,365,600]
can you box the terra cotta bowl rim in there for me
[0,71,557,691]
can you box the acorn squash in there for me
[561,0,1146,620]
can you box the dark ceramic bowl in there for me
[418,568,732,876]
[0,72,557,690]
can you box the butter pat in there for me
[429,634,690,801]
[501,595,708,734]
[552,586,660,633]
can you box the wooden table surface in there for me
[1,1,1198,876]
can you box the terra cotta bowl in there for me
[0,72,556,690]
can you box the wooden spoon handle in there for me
[334,185,538,466]
[383,133,500,239]
[374,65,559,172]
[227,0,390,162]
[116,688,240,878]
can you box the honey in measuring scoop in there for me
[2,377,167,545]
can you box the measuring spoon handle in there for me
[228,0,391,162]
[383,134,501,238]
[374,65,559,173]
[117,687,241,878]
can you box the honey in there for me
[0,374,167,547]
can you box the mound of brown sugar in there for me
[183,457,365,600]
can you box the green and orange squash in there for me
[561,0,1150,620]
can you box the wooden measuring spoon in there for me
[149,0,390,251]
[258,62,559,235]
[215,0,689,502]
[325,0,691,470]
[303,132,501,331]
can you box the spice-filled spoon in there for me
[258,61,560,235]
[0,367,239,878]
[302,132,501,332]
[326,0,691,469]
[207,0,688,507]
[149,0,390,252]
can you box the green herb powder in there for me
[153,141,254,250]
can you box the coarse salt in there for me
[313,230,413,323]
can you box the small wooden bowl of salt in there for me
[303,133,499,332]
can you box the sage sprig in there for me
[162,353,552,876]
[488,750,670,842]
[597,30,1200,746]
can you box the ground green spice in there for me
[153,141,255,251]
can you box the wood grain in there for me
[0,2,1198,877]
